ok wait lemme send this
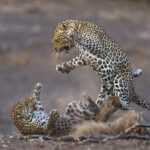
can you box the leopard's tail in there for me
[133,94,150,110]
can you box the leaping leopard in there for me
[52,19,150,110]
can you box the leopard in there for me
[52,19,150,110]
[11,83,99,137]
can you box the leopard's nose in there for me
[54,46,59,52]
[53,42,60,52]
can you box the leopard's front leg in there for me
[56,54,87,73]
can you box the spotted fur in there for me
[11,83,98,136]
[11,84,147,137]
[47,109,75,137]
[11,83,48,135]
[52,19,150,110]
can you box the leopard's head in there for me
[52,20,79,53]
[11,97,36,135]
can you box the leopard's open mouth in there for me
[59,45,72,53]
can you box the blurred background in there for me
[0,0,150,136]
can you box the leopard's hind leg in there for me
[113,73,134,109]
[47,109,75,137]
[96,69,142,107]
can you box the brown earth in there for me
[0,0,150,149]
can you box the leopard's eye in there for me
[62,23,67,29]
[55,39,59,43]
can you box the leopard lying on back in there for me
[11,81,147,137]
[52,19,150,110]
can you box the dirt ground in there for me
[0,0,150,149]
[1,138,150,150]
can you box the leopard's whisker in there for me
[49,51,55,58]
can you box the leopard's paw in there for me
[56,64,71,73]
[47,109,60,136]
[47,109,60,129]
